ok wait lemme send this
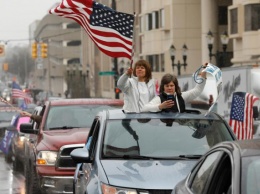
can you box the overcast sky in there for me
[0,0,58,46]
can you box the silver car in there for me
[71,109,237,194]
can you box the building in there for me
[30,0,260,100]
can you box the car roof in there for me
[101,109,223,120]
[211,139,260,157]
[47,98,124,106]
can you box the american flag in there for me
[12,82,32,104]
[229,92,259,140]
[49,0,134,59]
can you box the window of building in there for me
[67,23,81,29]
[218,6,228,25]
[146,13,153,31]
[245,4,260,31]
[230,8,238,34]
[152,11,159,29]
[67,40,81,46]
[145,10,163,31]
[160,9,165,28]
[146,54,164,72]
[68,58,80,64]
[160,54,165,72]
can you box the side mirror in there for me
[70,147,91,163]
[20,123,38,134]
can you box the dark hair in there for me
[159,73,181,95]
[133,59,152,83]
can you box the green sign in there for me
[98,71,115,76]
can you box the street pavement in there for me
[0,151,25,194]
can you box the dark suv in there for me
[71,109,237,194]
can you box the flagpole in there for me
[130,12,136,70]
[0,97,21,112]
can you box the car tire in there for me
[27,162,42,194]
[13,156,23,172]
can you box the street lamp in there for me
[206,30,229,67]
[170,44,188,76]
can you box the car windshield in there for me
[45,105,121,130]
[242,156,260,194]
[102,118,233,158]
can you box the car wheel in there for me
[13,156,23,172]
[27,162,42,194]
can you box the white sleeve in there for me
[117,73,130,92]
[182,78,206,102]
[141,96,161,112]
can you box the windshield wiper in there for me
[178,155,202,159]
[106,155,181,160]
[49,126,79,130]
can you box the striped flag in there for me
[229,92,259,140]
[49,0,134,59]
[12,82,32,104]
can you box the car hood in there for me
[41,128,89,150]
[101,159,197,189]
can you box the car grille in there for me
[138,190,172,194]
[56,144,84,169]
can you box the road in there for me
[0,151,25,194]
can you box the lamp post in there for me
[170,44,188,76]
[206,30,229,67]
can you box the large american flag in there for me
[229,92,259,140]
[49,0,134,59]
[12,82,32,104]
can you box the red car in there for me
[20,98,123,194]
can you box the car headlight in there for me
[101,183,137,194]
[37,151,57,165]
[19,136,25,142]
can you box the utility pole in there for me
[112,0,119,99]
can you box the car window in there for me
[190,151,222,194]
[45,105,121,130]
[102,119,233,158]
[242,156,260,194]
[88,120,100,161]
[207,153,232,194]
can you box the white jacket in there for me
[117,73,156,112]
[141,78,207,112]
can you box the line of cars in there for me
[17,98,260,194]
[19,98,124,194]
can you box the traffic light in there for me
[3,63,8,71]
[31,42,38,59]
[41,43,48,58]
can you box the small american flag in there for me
[49,0,134,59]
[12,82,32,104]
[229,92,259,140]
